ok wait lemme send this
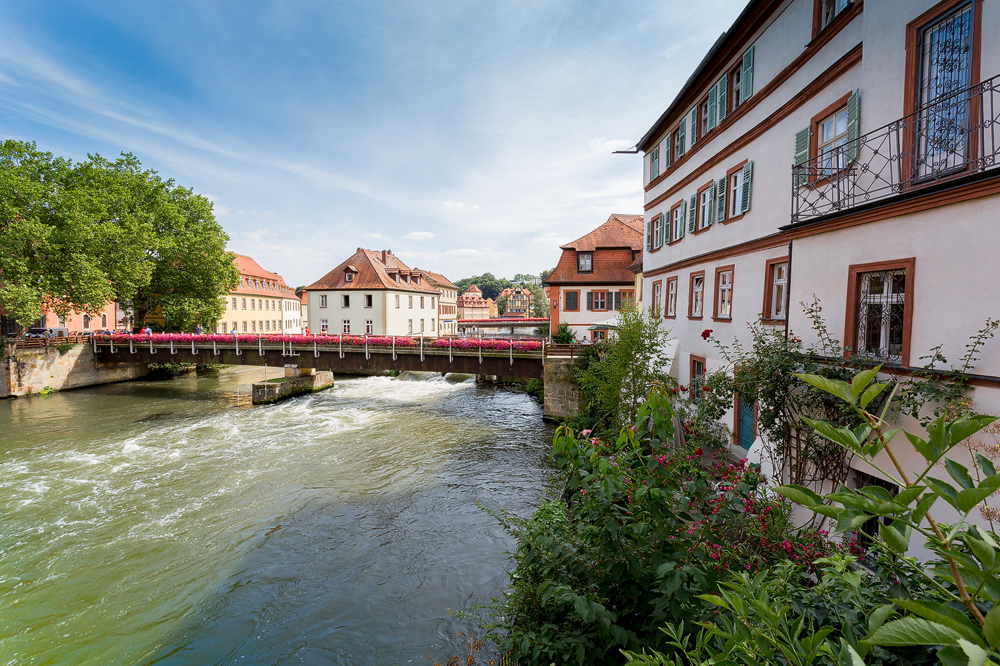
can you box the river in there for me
[0,366,555,665]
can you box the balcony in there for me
[791,74,1000,224]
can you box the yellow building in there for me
[216,254,302,335]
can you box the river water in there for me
[0,367,554,665]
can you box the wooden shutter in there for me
[650,147,658,180]
[717,74,728,122]
[740,160,754,213]
[663,137,671,168]
[707,86,717,130]
[846,89,861,162]
[690,108,698,146]
[741,45,754,100]
[614,291,622,310]
[716,177,727,222]
[688,194,697,233]
[647,217,653,252]
[707,181,717,226]
[586,292,593,311]
[678,119,686,155]
[657,213,666,248]
[794,127,811,188]
[678,202,686,239]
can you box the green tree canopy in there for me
[0,140,238,332]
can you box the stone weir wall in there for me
[251,369,335,404]
[1,342,149,398]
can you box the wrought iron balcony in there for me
[791,74,1000,223]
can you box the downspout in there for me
[784,240,793,338]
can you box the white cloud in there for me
[445,248,487,258]
[589,138,634,153]
[403,231,435,240]
[364,232,385,240]
[441,201,479,211]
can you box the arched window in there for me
[82,314,92,329]
[101,314,107,328]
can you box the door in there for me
[738,399,756,449]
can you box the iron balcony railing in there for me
[791,73,1000,223]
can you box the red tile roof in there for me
[559,214,643,252]
[413,268,457,290]
[544,214,643,286]
[304,249,440,294]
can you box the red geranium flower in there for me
[701,329,713,340]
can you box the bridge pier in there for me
[541,355,582,422]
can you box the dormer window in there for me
[578,252,593,273]
[345,272,354,283]
[395,274,400,282]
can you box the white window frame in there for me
[342,319,351,334]
[320,319,328,333]
[699,189,713,230]
[716,270,733,319]
[365,320,374,334]
[691,275,704,317]
[729,170,745,217]
[666,279,677,317]
[319,295,327,308]
[771,262,788,320]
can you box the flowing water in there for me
[0,367,555,665]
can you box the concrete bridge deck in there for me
[92,338,547,379]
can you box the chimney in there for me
[382,249,390,264]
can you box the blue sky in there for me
[0,0,746,287]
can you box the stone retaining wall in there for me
[1,342,149,398]
[251,370,335,404]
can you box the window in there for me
[222,323,227,333]
[320,295,328,308]
[727,160,753,217]
[345,272,354,283]
[232,298,237,310]
[343,320,351,333]
[589,290,608,311]
[713,266,734,320]
[671,202,685,242]
[578,252,593,272]
[818,0,851,31]
[395,295,400,308]
[689,272,705,318]
[420,296,425,309]
[650,145,660,181]
[82,314,91,329]
[251,321,256,332]
[342,295,350,308]
[249,298,254,310]
[431,297,435,309]
[673,127,683,159]
[620,290,634,308]
[763,258,789,321]
[232,321,237,332]
[259,320,263,332]
[243,322,248,332]
[364,294,372,308]
[265,320,270,332]
[408,319,413,333]
[914,1,975,179]
[564,291,580,311]
[818,106,849,174]
[690,356,706,402]
[408,295,413,309]
[651,281,662,315]
[320,319,328,333]
[731,63,743,110]
[665,278,678,318]
[258,299,262,310]
[431,318,435,331]
[697,182,715,231]
[365,320,373,334]
[846,259,914,365]
[101,314,107,328]
[420,319,425,332]
[700,98,709,138]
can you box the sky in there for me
[0,0,747,288]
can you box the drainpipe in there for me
[784,240,793,339]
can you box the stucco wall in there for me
[1,343,148,398]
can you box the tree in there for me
[576,305,673,435]
[551,322,576,344]
[512,272,536,283]
[454,273,512,301]
[0,140,237,333]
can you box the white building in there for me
[635,0,1000,510]
[218,254,302,335]
[414,268,459,336]
[304,249,441,337]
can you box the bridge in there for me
[90,335,549,380]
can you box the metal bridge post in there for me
[149,338,157,354]
[315,339,320,358]
[236,337,241,356]
[420,335,424,362]
[449,337,452,364]
[510,338,513,367]
[170,340,176,355]
[365,335,370,360]
[259,335,264,357]
[109,337,115,354]
[130,337,135,354]
[191,339,198,355]
[92,335,97,354]
[392,336,397,361]
[213,340,219,356]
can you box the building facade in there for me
[636,0,1000,491]
[456,285,490,320]
[544,213,643,341]
[415,269,459,336]
[304,249,441,336]
[218,254,302,335]
[498,286,536,318]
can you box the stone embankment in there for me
[251,368,335,404]
[1,341,148,398]
[542,355,581,421]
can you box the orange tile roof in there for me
[304,249,440,294]
[560,214,643,252]
[413,268,457,290]
[232,253,296,296]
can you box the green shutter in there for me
[677,202,686,239]
[716,177,727,222]
[707,86,717,131]
[688,194,697,233]
[663,137,671,168]
[586,292,593,311]
[740,160,754,213]
[657,213,666,248]
[678,119,686,155]
[707,181,717,226]
[794,127,811,188]
[690,108,698,146]
[717,74,728,122]
[646,217,653,252]
[651,146,659,180]
[741,45,754,100]
[846,89,861,163]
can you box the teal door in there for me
[739,400,755,449]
